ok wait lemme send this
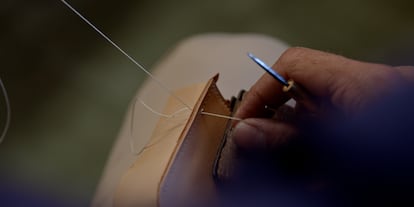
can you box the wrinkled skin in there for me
[233,47,414,150]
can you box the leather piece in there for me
[91,34,288,207]
[114,81,208,207]
[160,81,231,207]
[115,75,231,206]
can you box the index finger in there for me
[235,47,402,118]
[235,72,290,119]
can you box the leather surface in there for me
[115,76,231,206]
[159,79,231,207]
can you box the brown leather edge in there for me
[157,74,220,204]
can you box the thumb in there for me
[232,118,298,151]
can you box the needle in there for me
[247,52,319,113]
[247,52,289,86]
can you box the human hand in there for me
[233,47,414,150]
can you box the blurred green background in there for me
[1,0,414,205]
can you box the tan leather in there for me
[91,34,289,207]
[115,75,231,206]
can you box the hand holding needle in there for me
[247,52,319,113]
[233,47,412,151]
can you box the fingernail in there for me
[232,121,265,150]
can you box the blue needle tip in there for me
[247,52,289,86]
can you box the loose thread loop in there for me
[138,99,189,118]
[60,0,196,155]
[0,77,11,144]
[129,97,190,155]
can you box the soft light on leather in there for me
[115,75,231,206]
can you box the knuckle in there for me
[274,47,309,73]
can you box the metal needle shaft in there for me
[248,52,319,113]
[247,52,289,86]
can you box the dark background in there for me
[1,0,414,205]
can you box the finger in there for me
[274,47,404,114]
[272,104,297,123]
[236,47,347,119]
[237,47,403,117]
[235,74,290,119]
[232,118,298,151]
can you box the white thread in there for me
[200,109,242,121]
[129,97,190,154]
[60,0,243,154]
[138,99,189,118]
[0,77,11,144]
[60,0,192,110]
[129,136,141,155]
[130,97,189,136]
